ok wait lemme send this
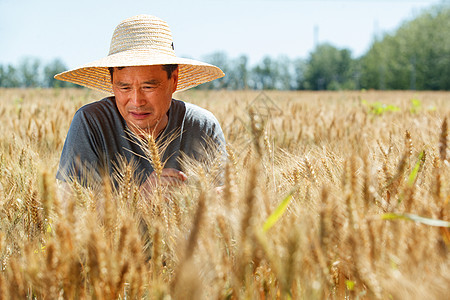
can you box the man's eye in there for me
[143,86,155,90]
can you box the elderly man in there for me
[55,15,225,187]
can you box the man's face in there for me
[111,65,178,137]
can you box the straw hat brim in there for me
[54,49,224,93]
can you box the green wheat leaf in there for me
[263,192,293,232]
[382,212,450,227]
[408,151,424,185]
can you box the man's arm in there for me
[56,109,103,184]
[140,168,187,194]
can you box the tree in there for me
[250,56,278,90]
[360,3,450,90]
[0,64,21,87]
[293,58,307,90]
[304,43,355,90]
[233,54,249,90]
[0,65,4,87]
[276,55,295,90]
[43,58,69,88]
[18,57,42,87]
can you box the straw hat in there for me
[54,15,224,93]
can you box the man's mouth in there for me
[130,111,151,119]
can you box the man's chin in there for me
[126,121,154,135]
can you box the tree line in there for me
[1,3,448,91]
[0,58,76,88]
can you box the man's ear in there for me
[171,67,179,93]
[109,67,114,83]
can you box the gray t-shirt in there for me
[56,97,225,184]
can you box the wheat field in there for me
[0,88,448,299]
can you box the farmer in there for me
[55,14,226,188]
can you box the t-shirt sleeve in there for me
[184,106,227,163]
[56,109,104,183]
[195,111,227,186]
[204,113,226,154]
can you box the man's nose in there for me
[130,88,146,106]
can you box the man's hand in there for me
[141,168,187,193]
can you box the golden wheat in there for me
[0,88,448,299]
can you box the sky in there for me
[0,0,445,69]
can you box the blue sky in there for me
[0,0,444,68]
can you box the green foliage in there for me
[362,99,400,115]
[382,212,450,227]
[19,57,42,87]
[253,56,278,90]
[361,98,431,116]
[408,151,424,185]
[43,59,71,88]
[0,64,21,87]
[1,2,449,90]
[410,98,422,113]
[198,3,450,91]
[262,191,293,232]
[360,3,450,90]
[304,44,356,90]
[0,57,76,88]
